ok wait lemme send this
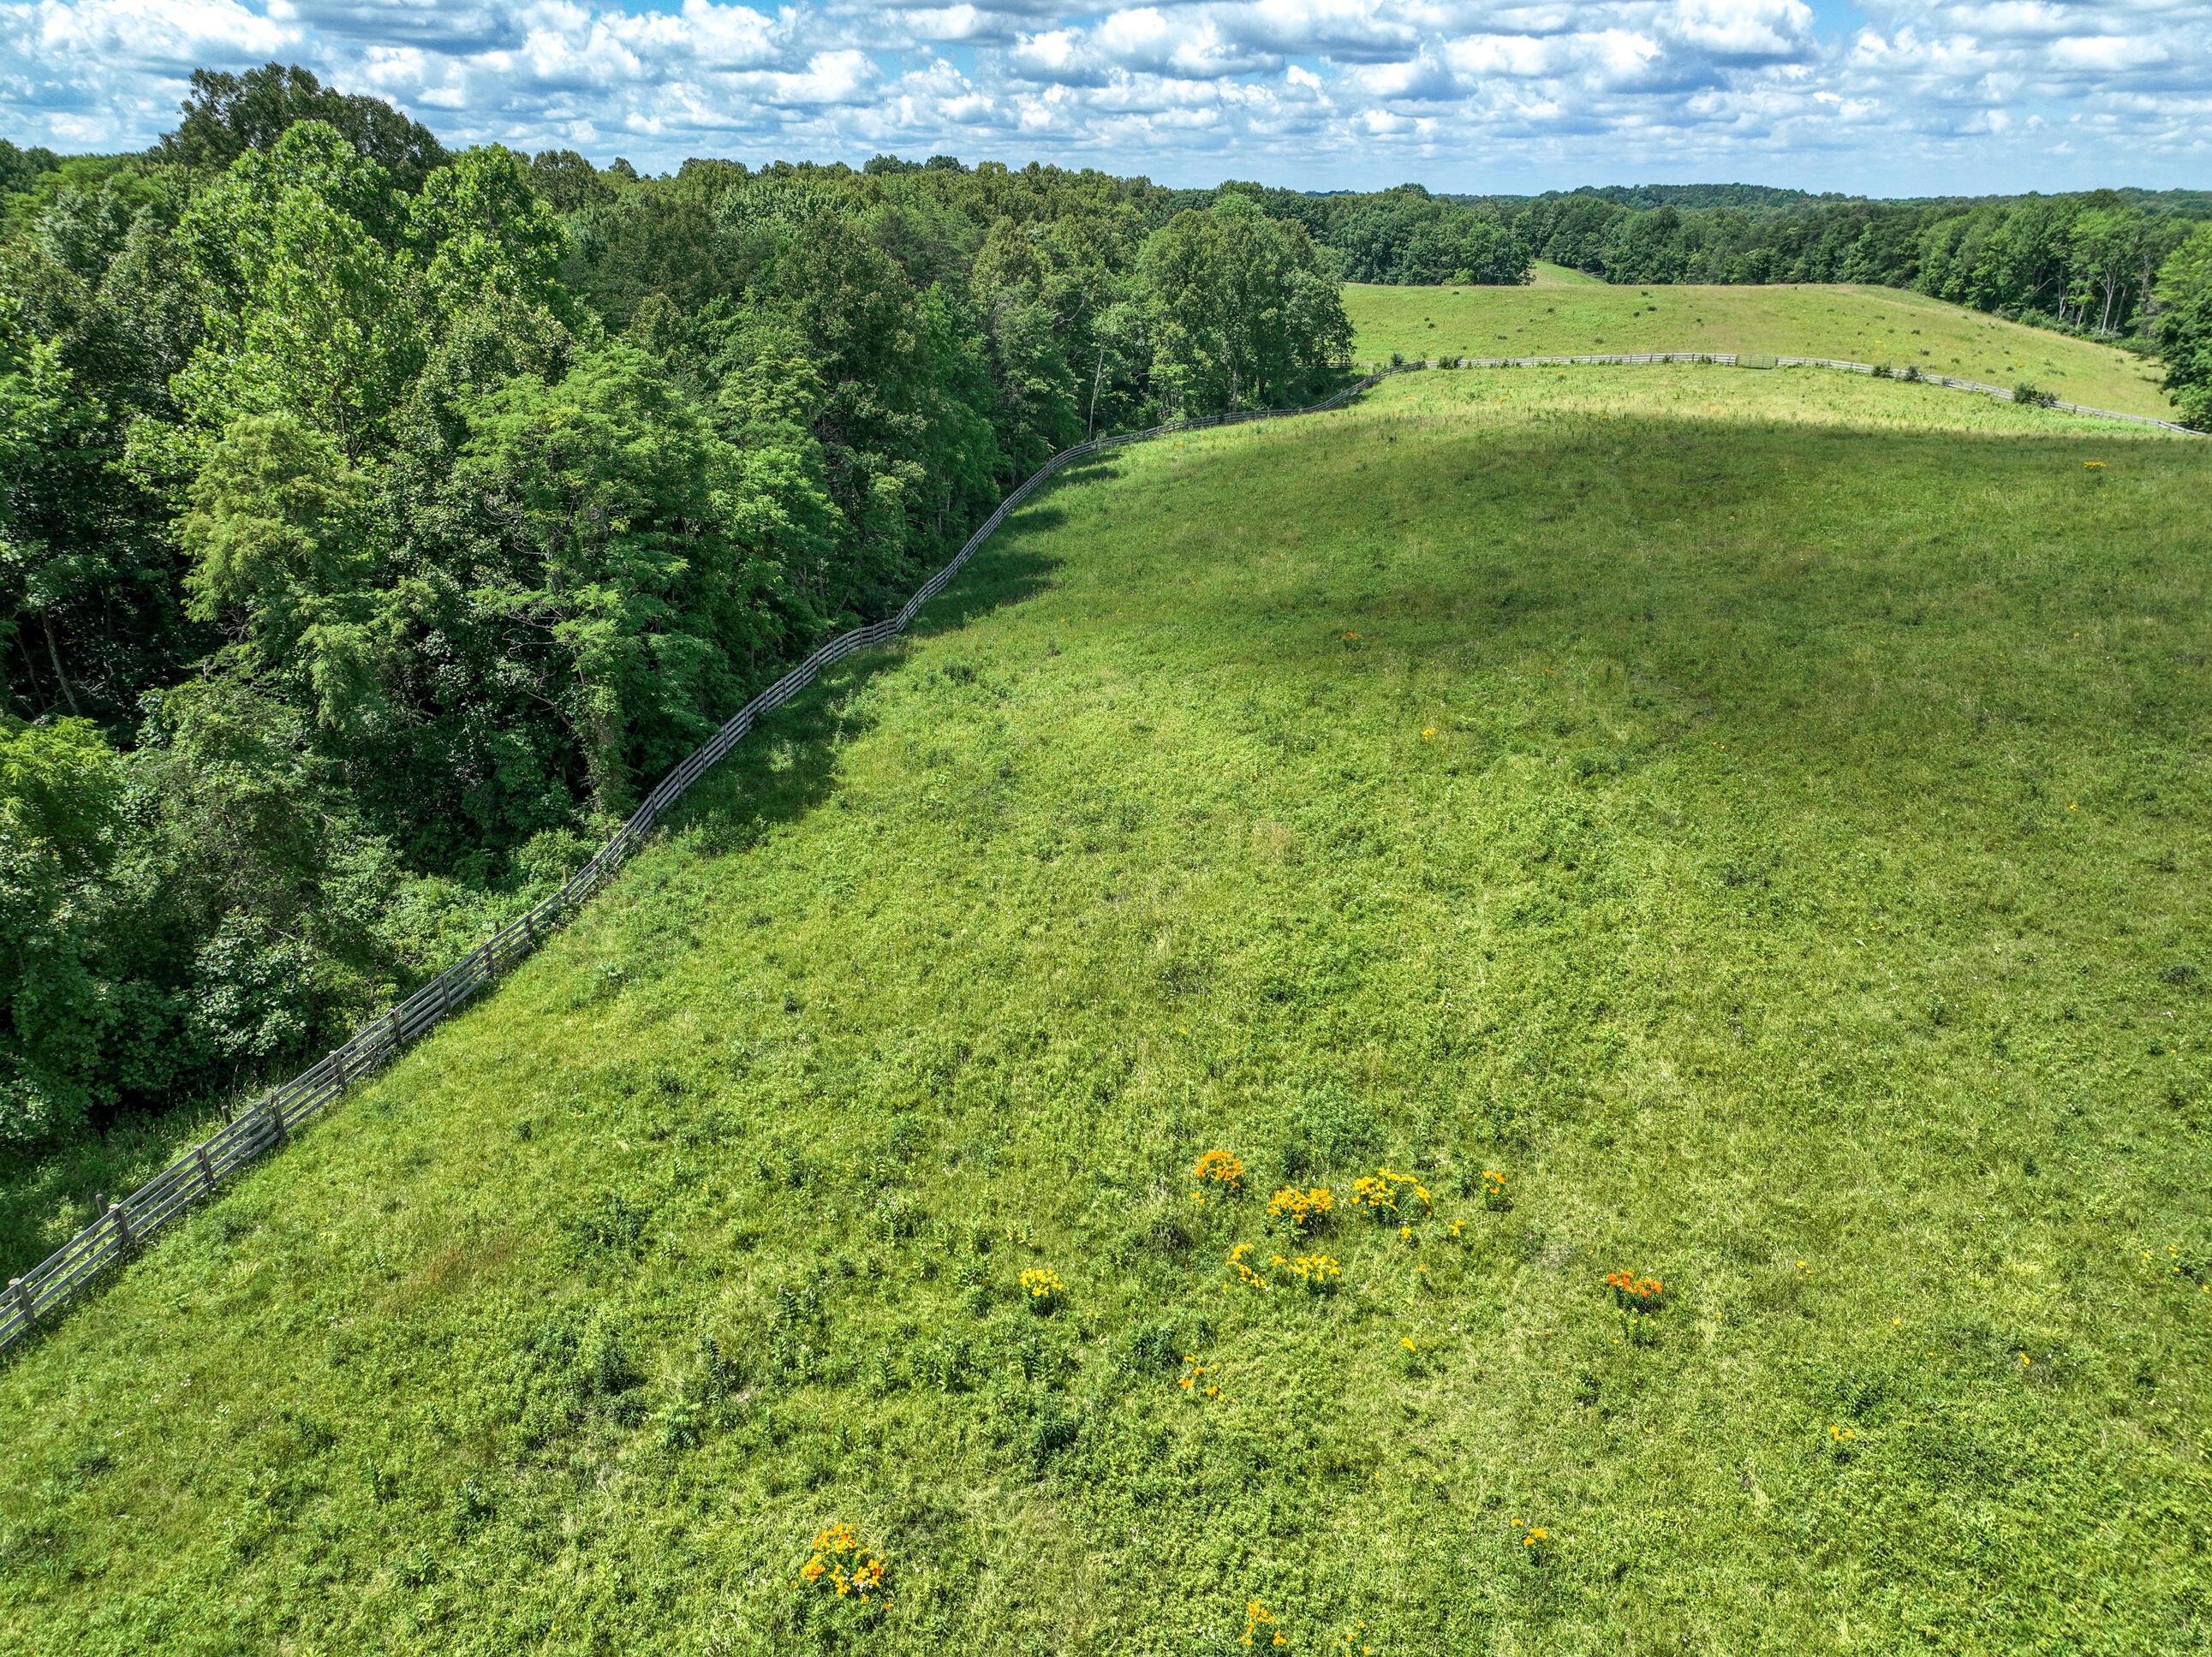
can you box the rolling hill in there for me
[3,366,2208,1655]
[1344,278,2183,420]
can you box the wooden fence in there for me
[0,348,2193,1362]
[0,370,1386,1360]
[1395,350,2203,434]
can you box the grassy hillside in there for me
[1345,279,2182,420]
[0,275,2181,1296]
[3,367,2209,1656]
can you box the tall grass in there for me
[2,367,2206,1655]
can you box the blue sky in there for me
[2,1,2204,194]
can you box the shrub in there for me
[2013,379,2059,409]
[1350,1167,1432,1223]
[1481,1168,1511,1211]
[799,1522,890,1610]
[1276,1251,1341,1293]
[575,1317,643,1402]
[1124,1315,1201,1373]
[1227,1241,1269,1289]
[1192,1148,1244,1201]
[1018,1267,1064,1313]
[1244,1600,1286,1648]
[1606,1268,1665,1314]
[1116,1208,1192,1265]
[872,1192,924,1242]
[1267,1186,1333,1234]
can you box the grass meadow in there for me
[1344,278,2183,420]
[1526,260,1608,287]
[0,277,2185,1291]
[2,365,2209,1655]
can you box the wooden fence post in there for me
[8,1278,32,1330]
[267,1095,287,1146]
[196,1145,216,1195]
[109,1201,134,1258]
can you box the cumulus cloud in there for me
[0,0,2204,188]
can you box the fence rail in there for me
[2,346,2191,1362]
[1395,350,2201,433]
[0,368,1387,1360]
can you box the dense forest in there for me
[0,67,1353,1150]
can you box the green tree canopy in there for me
[2155,224,2212,427]
[159,63,448,193]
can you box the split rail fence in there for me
[2,349,2194,1361]
[1399,350,2202,433]
[0,370,1386,1359]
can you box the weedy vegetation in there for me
[1,367,2208,1654]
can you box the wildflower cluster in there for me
[1228,1241,1269,1290]
[1511,1517,1551,1555]
[1243,1600,1288,1648]
[1179,1355,1221,1398]
[1480,1168,1509,1211]
[1350,1168,1432,1223]
[1606,1269,1665,1313]
[1338,1618,1374,1654]
[1019,1267,1065,1313]
[1193,1149,1245,1204]
[1267,1185,1334,1233]
[2144,1238,2210,1290]
[799,1523,890,1604]
[1273,1251,1341,1293]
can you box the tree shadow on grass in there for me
[667,540,1061,855]
[1051,454,1126,488]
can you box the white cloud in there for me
[28,0,292,65]
[0,0,2204,189]
[2045,33,2169,72]
[1660,0,1815,63]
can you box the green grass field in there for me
[3,366,2209,1655]
[1344,278,2182,420]
[0,277,2182,1290]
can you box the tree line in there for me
[0,66,1354,1150]
[1178,177,2210,425]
